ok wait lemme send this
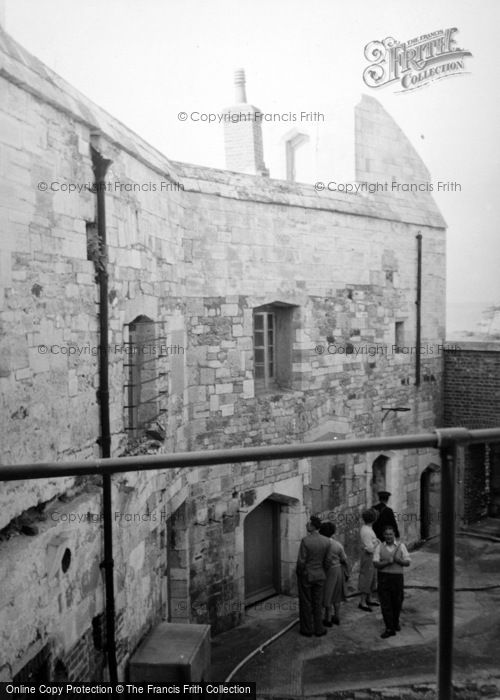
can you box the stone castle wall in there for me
[0,25,445,680]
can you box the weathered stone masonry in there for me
[0,25,445,680]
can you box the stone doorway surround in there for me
[235,475,305,606]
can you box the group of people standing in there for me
[295,515,349,636]
[296,491,411,639]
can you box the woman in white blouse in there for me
[358,508,380,611]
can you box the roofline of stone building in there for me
[0,24,446,229]
[0,25,181,178]
[172,160,446,228]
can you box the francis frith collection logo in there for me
[363,28,472,92]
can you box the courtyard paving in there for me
[210,519,500,697]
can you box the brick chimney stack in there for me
[223,69,269,177]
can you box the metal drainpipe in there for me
[90,142,117,683]
[415,232,422,386]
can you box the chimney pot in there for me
[234,69,247,103]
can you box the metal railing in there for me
[2,426,500,698]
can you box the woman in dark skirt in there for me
[319,521,350,625]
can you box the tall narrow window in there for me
[253,302,295,393]
[253,309,275,389]
[394,321,405,354]
[126,315,158,437]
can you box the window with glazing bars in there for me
[253,310,275,389]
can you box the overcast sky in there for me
[3,0,500,312]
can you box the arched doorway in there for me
[244,499,280,605]
[371,455,388,504]
[420,464,441,540]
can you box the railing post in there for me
[435,428,469,700]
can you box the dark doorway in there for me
[165,503,189,622]
[420,464,441,540]
[371,455,388,504]
[244,499,280,605]
[490,444,500,517]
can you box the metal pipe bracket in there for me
[434,427,471,448]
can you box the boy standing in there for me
[373,525,410,638]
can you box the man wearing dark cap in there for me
[296,515,333,636]
[372,491,400,541]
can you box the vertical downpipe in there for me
[415,233,422,386]
[438,442,455,700]
[91,143,117,683]
[435,427,467,700]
